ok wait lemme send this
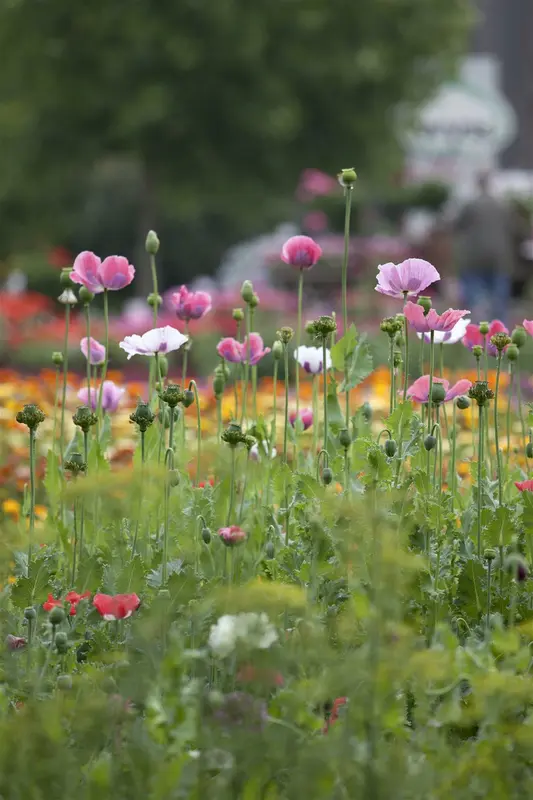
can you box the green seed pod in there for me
[456,395,470,410]
[232,307,244,322]
[265,540,275,559]
[506,343,519,362]
[417,296,432,315]
[57,674,73,691]
[511,326,527,349]
[49,606,66,626]
[337,167,357,187]
[24,606,37,622]
[78,286,94,305]
[322,467,333,486]
[484,548,497,561]
[479,321,490,335]
[526,442,533,459]
[147,292,163,309]
[431,383,446,404]
[384,438,397,457]
[202,527,211,544]
[213,374,225,396]
[339,428,351,449]
[54,631,69,654]
[52,351,64,367]
[59,267,74,288]
[424,434,436,452]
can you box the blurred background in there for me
[0,0,532,372]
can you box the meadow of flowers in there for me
[4,170,533,798]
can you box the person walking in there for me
[455,172,516,323]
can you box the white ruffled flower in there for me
[119,325,188,359]
[250,440,277,461]
[294,345,331,374]
[416,317,470,345]
[208,612,278,657]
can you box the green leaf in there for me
[10,562,52,608]
[77,553,105,593]
[88,439,110,475]
[339,336,373,392]
[384,402,413,441]
[63,428,82,463]
[44,448,63,510]
[326,376,344,429]
[485,505,516,548]
[115,555,146,594]
[330,324,358,371]
[98,412,112,451]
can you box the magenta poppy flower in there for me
[515,480,533,492]
[406,376,472,404]
[70,251,135,294]
[218,525,247,546]
[216,334,270,365]
[462,320,508,357]
[80,336,106,366]
[171,285,212,321]
[523,319,533,338]
[404,302,469,334]
[78,380,125,413]
[281,235,322,269]
[375,258,440,299]
[289,408,313,430]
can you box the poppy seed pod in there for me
[60,267,74,288]
[147,292,163,308]
[52,351,64,366]
[511,326,527,349]
[78,286,94,305]
[431,383,446,404]
[339,428,351,449]
[337,167,357,187]
[417,296,432,315]
[54,631,69,654]
[232,307,244,322]
[456,395,470,410]
[24,606,36,621]
[506,344,519,362]
[479,321,490,335]
[49,606,66,626]
[241,280,254,304]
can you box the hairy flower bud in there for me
[380,316,404,338]
[337,167,357,187]
[241,280,254,304]
[526,442,533,459]
[272,340,284,360]
[130,401,156,433]
[265,540,275,559]
[339,428,351,449]
[16,403,46,431]
[424,434,436,451]
[384,438,397,457]
[52,351,64,366]
[417,296,432,315]
[468,380,494,407]
[249,294,260,309]
[145,229,160,255]
[322,467,333,486]
[202,527,212,545]
[479,321,490,335]
[511,326,527,349]
[431,383,446,404]
[147,292,163,309]
[72,405,98,433]
[182,389,195,408]
[232,307,244,322]
[49,606,66,626]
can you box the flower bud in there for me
[158,355,168,378]
[265,540,275,559]
[339,428,351,449]
[72,405,98,433]
[506,343,519,362]
[182,389,195,408]
[384,438,397,457]
[147,292,163,308]
[272,340,284,360]
[322,467,333,486]
[484,548,497,561]
[59,267,74,288]
[54,631,69,654]
[213,373,225,396]
[526,442,533,458]
[479,321,490,335]
[307,316,336,342]
[49,606,66,626]
[64,452,87,476]
[241,280,254,304]
[249,293,260,309]
[145,229,160,255]
[277,326,294,345]
[361,402,372,423]
[424,434,436,451]
[417,296,432,315]
[456,395,470,410]
[511,326,527,349]
[337,168,357,187]
[57,674,73,691]
[78,286,95,306]
[431,383,446,404]
[380,316,403,338]
[52,351,64,366]
[202,527,211,544]
[24,606,37,621]
[472,345,483,359]
[16,403,46,431]
[168,469,180,488]
[232,307,244,322]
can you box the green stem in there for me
[84,303,92,402]
[322,338,329,450]
[28,428,36,570]
[389,336,395,415]
[486,558,492,638]
[402,308,409,402]
[52,366,60,457]
[295,269,304,424]
[162,448,173,587]
[517,357,528,464]
[131,430,145,559]
[227,446,237,524]
[427,331,435,435]
[217,394,222,441]
[241,306,251,425]
[477,404,484,557]
[494,352,503,506]
[483,335,488,382]
[341,185,352,429]
[252,366,258,422]
[189,380,202,486]
[97,290,109,422]
[60,303,70,462]
[451,402,457,510]
[271,359,278,460]
[506,362,513,468]
[283,344,290,463]
[72,497,78,586]
[419,335,424,377]
[182,321,189,389]
[312,374,318,461]
[238,451,250,523]
[509,571,518,629]
[439,342,444,378]
[150,253,159,327]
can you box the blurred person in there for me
[454,172,516,322]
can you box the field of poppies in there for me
[3,174,533,798]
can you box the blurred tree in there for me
[0,0,471,287]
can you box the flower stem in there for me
[494,351,503,505]
[238,451,250,523]
[252,366,258,421]
[389,336,395,415]
[150,254,159,326]
[477,403,484,557]
[84,303,92,402]
[97,290,109,422]
[402,312,410,402]
[283,344,290,463]
[72,497,78,586]
[486,558,492,638]
[52,365,60,457]
[182,321,189,389]
[341,185,352,429]
[322,338,329,450]
[189,380,202,486]
[295,268,304,424]
[162,447,173,587]
[427,331,435,436]
[517,357,528,464]
[227,446,237,524]
[59,303,70,462]
[451,402,457,511]
[506,361,513,468]
[28,428,36,570]
[312,374,318,461]
[241,305,251,425]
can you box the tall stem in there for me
[227,447,237,524]
[52,366,60,457]
[506,362,513,468]
[72,497,78,586]
[402,312,410,402]
[182,321,190,389]
[451,402,457,510]
[97,290,109,422]
[238,451,250,523]
[295,269,304,423]
[477,404,484,557]
[312,374,318,460]
[150,253,159,327]
[341,186,353,429]
[84,304,92,402]
[59,303,70,462]
[494,352,503,505]
[283,344,290,463]
[427,331,435,436]
[389,336,395,415]
[517,357,528,464]
[322,338,329,450]
[189,380,202,486]
[486,558,492,638]
[241,306,251,425]
[28,428,36,570]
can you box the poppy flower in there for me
[218,526,247,546]
[404,302,470,334]
[171,285,212,321]
[323,696,347,734]
[216,334,270,365]
[71,251,135,293]
[6,634,27,650]
[515,480,533,492]
[463,320,508,357]
[93,593,141,620]
[119,326,188,359]
[65,591,91,616]
[375,259,440,299]
[406,376,472,404]
[42,594,63,612]
[281,235,322,269]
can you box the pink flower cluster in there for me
[463,320,508,357]
[217,334,270,365]
[171,285,212,322]
[404,302,470,334]
[71,251,135,294]
[406,376,472,404]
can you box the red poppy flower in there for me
[198,477,215,489]
[42,594,63,612]
[515,480,533,492]
[93,593,140,621]
[323,697,347,734]
[236,664,284,687]
[65,590,91,616]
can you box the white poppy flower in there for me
[119,325,188,359]
[294,345,332,374]
[416,317,470,345]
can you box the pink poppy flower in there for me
[289,408,313,430]
[80,336,106,366]
[78,381,125,413]
[404,302,470,334]
[523,320,533,338]
[406,375,472,404]
[70,251,135,293]
[6,635,26,651]
[171,285,212,321]
[375,259,440,299]
[515,480,533,492]
[119,326,188,359]
[218,525,247,546]
[216,334,270,365]
[217,337,243,363]
[462,320,508,358]
[281,235,322,269]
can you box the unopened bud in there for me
[526,442,533,459]
[147,292,163,309]
[78,286,94,305]
[472,345,483,359]
[417,296,432,315]
[384,438,397,457]
[202,527,211,544]
[265,540,275,559]
[277,326,294,344]
[52,351,64,366]
[506,343,519,362]
[424,434,436,451]
[57,674,73,691]
[431,383,446,404]
[272,340,284,360]
[183,389,195,408]
[479,321,490,335]
[484,548,497,561]
[49,606,65,626]
[54,631,69,654]
[232,308,244,322]
[322,467,333,486]
[213,374,225,396]
[511,326,527,349]
[249,294,260,309]
[168,469,180,488]
[241,280,254,304]
[339,428,351,449]
[456,395,470,410]
[145,230,160,255]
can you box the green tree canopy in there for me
[0,0,471,279]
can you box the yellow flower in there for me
[7,576,16,585]
[2,499,20,521]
